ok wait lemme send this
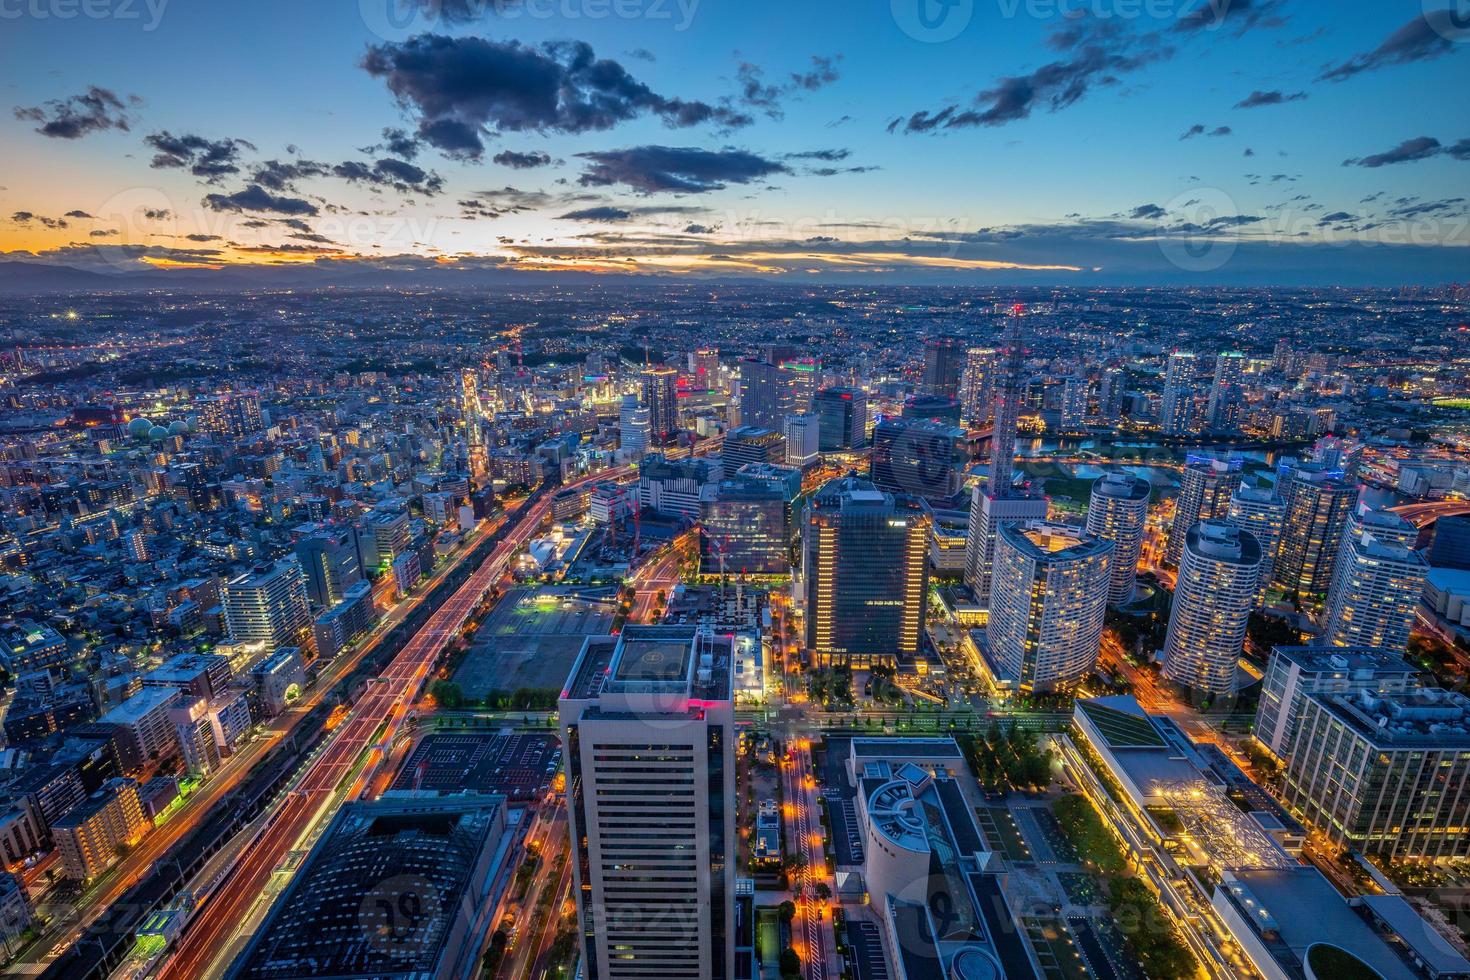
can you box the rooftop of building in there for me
[562,625,732,704]
[227,795,506,980]
[1313,688,1470,748]
[1269,645,1417,676]
[99,687,179,725]
[1093,471,1152,501]
[1218,867,1426,980]
[1187,519,1263,565]
[1001,520,1112,561]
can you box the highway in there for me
[1389,499,1470,528]
[17,507,509,974]
[155,467,631,980]
[626,529,695,624]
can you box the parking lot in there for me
[390,731,560,801]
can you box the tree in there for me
[430,679,465,710]
[779,947,802,979]
[814,882,832,901]
[778,900,797,924]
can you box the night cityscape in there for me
[1,2,1469,980]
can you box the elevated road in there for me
[155,467,631,980]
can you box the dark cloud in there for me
[202,184,319,216]
[185,233,223,242]
[250,158,331,192]
[1129,203,1167,220]
[88,229,120,238]
[735,55,842,119]
[559,206,633,222]
[492,149,552,169]
[784,148,851,161]
[457,185,560,218]
[1389,197,1466,218]
[1321,11,1461,81]
[332,158,445,195]
[1447,139,1470,161]
[1244,147,1255,156]
[1343,136,1445,167]
[11,212,69,229]
[145,131,255,181]
[1319,211,1355,223]
[13,86,139,139]
[684,223,716,234]
[143,208,172,220]
[893,18,1172,133]
[1235,89,1308,108]
[63,210,95,219]
[1180,124,1232,140]
[361,34,751,159]
[576,145,788,194]
[1174,0,1286,34]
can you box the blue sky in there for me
[2,0,1467,283]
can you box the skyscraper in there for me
[221,559,311,652]
[813,386,867,450]
[783,412,820,467]
[561,626,735,979]
[700,477,789,575]
[920,335,966,398]
[1206,351,1247,431]
[293,527,362,608]
[1165,455,1243,567]
[802,476,929,668]
[737,357,793,429]
[1341,503,1419,551]
[1225,485,1285,608]
[1096,363,1125,423]
[1161,521,1262,696]
[960,347,999,427]
[1085,472,1150,605]
[1322,528,1427,653]
[1160,351,1198,435]
[1430,514,1470,571]
[1276,469,1359,597]
[1059,375,1088,430]
[195,390,264,439]
[641,365,680,442]
[869,416,968,504]
[963,309,1048,603]
[618,395,652,460]
[982,521,1113,692]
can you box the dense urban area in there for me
[1,281,1469,980]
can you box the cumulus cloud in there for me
[362,34,751,159]
[14,86,139,139]
[575,145,788,194]
[145,131,255,181]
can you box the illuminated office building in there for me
[802,477,929,668]
[1165,455,1242,568]
[1226,484,1285,608]
[1276,468,1359,597]
[1322,528,1427,653]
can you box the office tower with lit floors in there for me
[1085,472,1150,605]
[1161,521,1262,697]
[1159,351,1198,435]
[1322,526,1427,653]
[981,521,1113,693]
[1205,351,1247,431]
[1275,467,1359,598]
[813,386,867,450]
[619,395,652,460]
[783,412,820,467]
[1165,455,1242,567]
[641,365,680,443]
[737,357,794,429]
[1225,484,1285,608]
[802,476,929,668]
[963,309,1048,606]
[560,625,736,979]
[869,416,968,504]
[920,334,966,398]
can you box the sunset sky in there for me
[2,0,1467,283]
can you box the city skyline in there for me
[1,1,1468,285]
